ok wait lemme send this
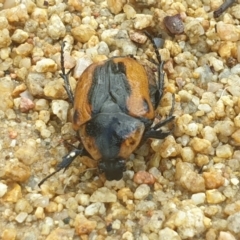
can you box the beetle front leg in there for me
[59,41,74,104]
[38,147,83,187]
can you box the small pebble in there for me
[35,207,45,219]
[15,139,39,165]
[3,161,31,183]
[84,202,106,216]
[206,189,226,204]
[133,14,153,29]
[90,187,117,203]
[133,171,155,185]
[216,144,233,158]
[71,25,96,43]
[1,228,17,240]
[107,0,125,14]
[134,184,150,200]
[15,212,28,223]
[36,58,57,73]
[74,214,97,235]
[51,100,69,122]
[230,178,239,186]
[175,161,205,193]
[203,171,225,189]
[0,182,8,197]
[46,228,75,240]
[190,137,212,154]
[227,212,240,234]
[191,193,206,205]
[217,22,239,41]
[15,198,33,213]
[218,231,236,240]
[158,136,181,158]
[164,14,184,35]
[47,14,66,40]
[158,227,181,240]
[0,29,11,48]
[224,201,240,215]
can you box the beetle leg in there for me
[57,147,83,171]
[143,94,175,140]
[144,31,165,108]
[59,41,74,104]
[213,0,235,18]
[38,147,83,187]
[143,128,172,139]
[153,94,175,130]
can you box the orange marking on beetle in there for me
[73,62,105,130]
[112,58,155,120]
[78,124,102,161]
[119,122,145,159]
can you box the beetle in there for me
[38,33,175,186]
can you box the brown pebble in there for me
[68,0,84,11]
[3,183,22,203]
[232,129,240,143]
[117,188,134,201]
[45,201,58,213]
[159,136,181,158]
[74,214,97,235]
[19,96,35,112]
[11,83,27,98]
[4,161,31,182]
[1,228,17,240]
[133,171,156,185]
[203,171,225,189]
[129,31,147,44]
[46,227,74,240]
[175,161,205,193]
[164,14,184,35]
[8,129,18,139]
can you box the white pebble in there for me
[51,100,69,122]
[198,103,212,113]
[112,219,121,230]
[15,212,28,223]
[134,184,150,200]
[90,187,117,203]
[36,58,57,73]
[85,202,106,216]
[47,14,66,40]
[230,178,239,186]
[191,193,206,205]
[0,182,8,197]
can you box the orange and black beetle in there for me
[39,33,175,186]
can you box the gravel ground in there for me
[0,0,240,239]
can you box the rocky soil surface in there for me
[0,0,240,239]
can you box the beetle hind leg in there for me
[59,41,74,104]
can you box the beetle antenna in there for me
[59,41,74,104]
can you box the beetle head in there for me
[98,158,126,181]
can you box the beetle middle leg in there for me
[143,94,175,140]
[59,41,74,104]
